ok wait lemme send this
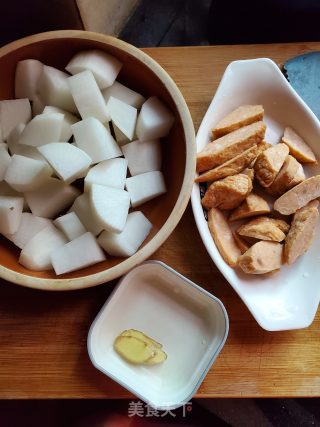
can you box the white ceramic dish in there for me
[87,261,228,409]
[191,58,320,331]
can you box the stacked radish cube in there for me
[0,49,175,275]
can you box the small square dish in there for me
[191,58,320,331]
[87,260,228,409]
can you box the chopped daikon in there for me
[122,139,161,176]
[84,158,128,191]
[67,70,110,123]
[0,145,11,181]
[51,232,106,275]
[18,113,64,147]
[15,59,44,100]
[90,184,130,233]
[54,211,86,241]
[0,196,24,234]
[32,94,46,117]
[136,96,174,141]
[38,65,77,113]
[113,123,130,146]
[72,117,121,163]
[98,211,152,257]
[125,171,166,207]
[66,49,122,89]
[4,212,51,249]
[19,223,67,270]
[25,177,80,218]
[38,142,91,184]
[102,81,145,109]
[7,123,25,150]
[0,181,28,210]
[0,99,31,140]
[70,193,103,236]
[5,154,52,192]
[42,106,78,141]
[107,96,137,141]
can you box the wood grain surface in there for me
[1,42,320,399]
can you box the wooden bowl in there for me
[0,30,195,291]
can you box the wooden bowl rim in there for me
[0,30,196,291]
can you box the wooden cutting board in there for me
[0,42,320,398]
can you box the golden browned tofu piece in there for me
[208,207,241,267]
[238,241,283,274]
[248,140,272,168]
[202,174,252,210]
[212,105,264,139]
[237,216,286,242]
[274,175,320,215]
[195,145,258,183]
[197,121,266,173]
[254,143,289,187]
[284,200,319,264]
[233,232,251,254]
[242,167,254,180]
[282,127,317,164]
[229,193,270,222]
[286,163,305,189]
[267,155,301,195]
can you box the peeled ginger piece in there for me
[51,232,106,275]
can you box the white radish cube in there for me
[51,232,106,275]
[107,96,137,140]
[102,81,145,109]
[0,181,28,210]
[19,223,67,271]
[5,154,52,192]
[67,70,110,123]
[38,65,77,113]
[113,123,130,146]
[15,59,44,100]
[90,184,130,233]
[7,123,25,150]
[122,139,161,176]
[0,196,24,234]
[84,158,127,192]
[66,49,122,89]
[19,113,64,147]
[72,117,121,163]
[32,94,46,117]
[70,193,103,236]
[125,171,166,207]
[0,145,11,181]
[4,212,51,249]
[98,211,152,257]
[54,211,86,241]
[43,106,78,141]
[136,96,175,141]
[25,177,80,218]
[38,142,91,184]
[0,99,31,140]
